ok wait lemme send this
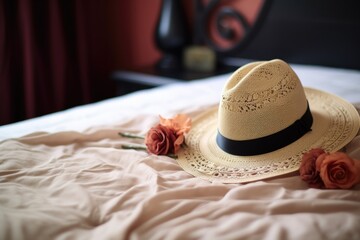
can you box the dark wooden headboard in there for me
[206,0,360,70]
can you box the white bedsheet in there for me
[1,64,360,240]
[0,64,359,140]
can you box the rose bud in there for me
[299,148,326,188]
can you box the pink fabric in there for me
[1,109,360,239]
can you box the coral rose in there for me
[145,124,177,155]
[299,148,326,188]
[316,152,360,189]
[159,114,191,135]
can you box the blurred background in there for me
[0,0,262,125]
[3,0,358,126]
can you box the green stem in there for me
[121,144,178,159]
[119,132,145,139]
[121,144,147,151]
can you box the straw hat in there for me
[177,59,360,183]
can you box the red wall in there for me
[0,0,263,125]
[107,0,263,70]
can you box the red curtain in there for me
[0,0,116,125]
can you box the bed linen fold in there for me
[1,65,360,240]
[1,107,360,240]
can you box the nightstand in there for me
[111,64,238,95]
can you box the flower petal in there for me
[159,114,192,135]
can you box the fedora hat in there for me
[177,59,360,183]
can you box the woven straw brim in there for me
[177,88,360,183]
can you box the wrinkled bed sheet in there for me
[1,65,360,240]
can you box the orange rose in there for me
[316,152,360,189]
[145,124,177,155]
[159,114,191,135]
[299,148,326,188]
[173,134,185,153]
[121,114,191,156]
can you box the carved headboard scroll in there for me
[197,0,360,70]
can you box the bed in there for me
[1,63,360,239]
[1,1,360,240]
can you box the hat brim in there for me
[177,88,360,183]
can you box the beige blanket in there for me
[1,105,360,240]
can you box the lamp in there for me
[154,0,190,70]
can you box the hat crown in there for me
[218,59,308,142]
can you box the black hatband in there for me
[216,103,313,156]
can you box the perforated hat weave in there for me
[177,59,360,183]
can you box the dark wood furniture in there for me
[112,64,238,95]
[113,0,360,95]
[223,0,360,70]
